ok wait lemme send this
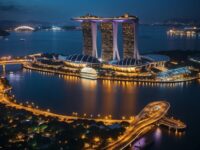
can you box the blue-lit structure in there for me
[110,58,147,67]
[157,67,191,80]
[143,54,170,62]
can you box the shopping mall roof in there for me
[65,54,100,64]
[110,58,148,67]
[143,54,170,62]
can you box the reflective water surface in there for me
[0,25,200,57]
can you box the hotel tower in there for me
[73,13,140,61]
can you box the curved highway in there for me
[103,101,170,150]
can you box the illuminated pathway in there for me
[23,62,199,83]
[0,86,129,124]
[0,57,199,83]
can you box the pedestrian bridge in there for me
[0,59,31,74]
[0,59,31,65]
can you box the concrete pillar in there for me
[91,22,98,58]
[113,22,120,60]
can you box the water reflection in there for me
[154,127,162,142]
[7,73,21,82]
[63,75,80,84]
[81,79,97,115]
[118,81,137,117]
[101,80,116,116]
[133,137,146,150]
[198,79,200,84]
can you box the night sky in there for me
[0,0,199,23]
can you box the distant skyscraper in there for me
[100,22,114,61]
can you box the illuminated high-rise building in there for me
[100,22,114,61]
[81,22,93,56]
[122,14,140,60]
[73,13,140,61]
[81,22,98,58]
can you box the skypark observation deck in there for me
[72,14,139,23]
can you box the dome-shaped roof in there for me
[111,58,147,66]
[66,54,100,64]
[80,67,97,74]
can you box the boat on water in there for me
[20,38,26,41]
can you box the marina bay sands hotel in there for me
[73,13,140,62]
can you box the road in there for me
[159,116,187,129]
[103,101,170,150]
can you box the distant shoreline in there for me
[0,30,10,37]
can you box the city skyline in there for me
[0,1,200,149]
[0,0,200,23]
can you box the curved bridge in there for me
[14,26,35,31]
[103,101,186,150]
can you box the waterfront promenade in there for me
[23,62,199,83]
[0,58,199,83]
[0,86,127,124]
